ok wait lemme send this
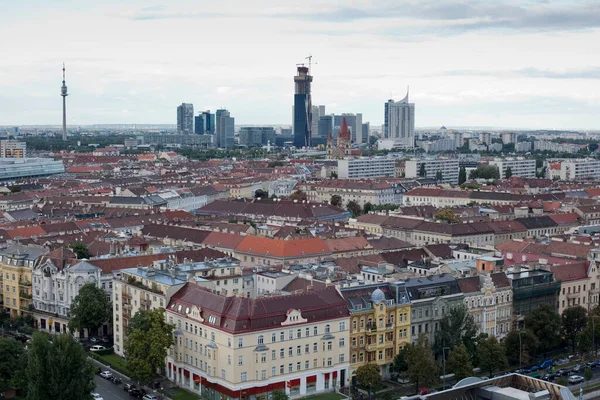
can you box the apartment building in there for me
[0,140,26,158]
[166,284,350,399]
[458,272,513,340]
[489,158,536,178]
[0,244,45,319]
[559,159,600,180]
[305,180,396,207]
[405,275,464,344]
[337,158,395,179]
[340,283,411,378]
[404,159,459,184]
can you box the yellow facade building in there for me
[340,282,411,378]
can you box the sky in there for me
[1,0,600,130]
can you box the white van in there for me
[90,345,106,351]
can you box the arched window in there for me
[325,324,330,333]
[258,335,264,345]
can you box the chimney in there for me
[522,255,527,262]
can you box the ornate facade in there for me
[326,118,352,160]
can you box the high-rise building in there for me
[481,132,492,145]
[362,123,370,144]
[239,127,276,147]
[318,115,333,138]
[318,105,325,118]
[384,90,415,148]
[194,111,215,135]
[194,115,205,134]
[293,66,312,148]
[60,63,68,141]
[311,105,320,139]
[216,109,235,148]
[177,103,194,134]
[333,114,362,144]
[489,158,536,178]
[0,140,26,158]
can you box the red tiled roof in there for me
[550,262,589,282]
[6,225,47,239]
[235,236,330,258]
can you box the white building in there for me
[515,142,532,153]
[337,157,395,179]
[404,158,459,184]
[559,158,600,180]
[0,140,26,158]
[384,92,415,148]
[489,158,536,178]
[502,132,517,144]
[420,138,456,153]
[480,132,492,145]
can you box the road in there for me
[94,375,130,400]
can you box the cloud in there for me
[440,67,600,80]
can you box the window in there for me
[297,345,302,355]
[272,366,276,376]
[352,320,357,330]
[339,353,345,363]
[288,364,293,373]
[289,330,293,340]
[228,355,231,365]
[280,349,285,358]
[280,332,284,341]
[306,327,310,337]
[272,350,276,360]
[258,335,264,345]
[327,341,332,351]
[261,370,267,380]
[305,360,310,369]
[305,344,310,353]
[272,333,276,343]
[238,356,244,366]
[241,372,247,382]
[296,362,301,371]
[280,365,284,374]
[227,338,231,347]
[339,338,345,347]
[327,357,332,366]
[221,369,226,379]
[261,353,266,363]
[339,322,346,331]
[314,326,318,336]
[289,347,293,357]
[238,338,243,348]
[314,343,318,353]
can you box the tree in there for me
[458,167,467,185]
[68,283,112,336]
[125,308,174,384]
[468,165,500,180]
[356,363,381,396]
[524,304,562,357]
[504,166,513,179]
[10,185,21,193]
[330,172,338,179]
[562,306,588,354]
[589,143,599,153]
[369,136,378,146]
[26,332,95,400]
[346,200,362,218]
[0,337,25,391]
[585,367,593,384]
[69,242,92,259]
[272,390,289,400]
[405,334,439,393]
[434,209,460,224]
[363,202,373,214]
[330,194,342,207]
[267,161,285,168]
[391,347,408,376]
[435,170,443,181]
[288,190,307,202]
[446,344,473,381]
[478,336,507,377]
[434,304,478,358]
[254,189,268,198]
[504,329,538,366]
[419,163,427,177]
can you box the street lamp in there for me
[443,347,450,390]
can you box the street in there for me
[94,374,130,400]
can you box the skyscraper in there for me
[194,110,215,135]
[216,109,235,148]
[177,103,194,133]
[60,63,68,141]
[384,90,415,148]
[293,66,312,148]
[318,115,333,138]
[362,122,370,144]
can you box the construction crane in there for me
[305,54,317,75]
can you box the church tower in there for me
[339,117,352,156]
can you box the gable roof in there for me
[235,236,330,258]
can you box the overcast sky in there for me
[1,0,600,129]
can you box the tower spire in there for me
[61,62,68,141]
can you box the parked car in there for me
[99,370,113,379]
[129,388,145,398]
[91,393,104,400]
[123,383,136,392]
[110,376,122,385]
[90,345,106,352]
[586,361,597,369]
[540,374,555,382]
[572,364,584,373]
[418,388,430,395]
[142,395,158,400]
[569,375,584,385]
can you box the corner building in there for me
[166,284,350,399]
[340,282,411,378]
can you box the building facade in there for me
[177,103,194,134]
[559,159,600,180]
[166,284,350,399]
[216,109,235,149]
[0,140,26,158]
[293,66,312,148]
[239,127,276,147]
[489,158,536,179]
[337,158,395,179]
[384,92,415,148]
[404,159,459,184]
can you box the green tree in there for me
[271,390,289,400]
[330,194,342,207]
[346,200,362,218]
[524,304,562,357]
[504,329,539,366]
[69,242,92,259]
[478,336,508,377]
[369,136,378,146]
[435,170,443,181]
[434,209,461,224]
[391,347,408,376]
[330,171,338,179]
[405,334,439,393]
[458,167,467,185]
[446,344,473,381]
[585,367,593,384]
[363,202,373,214]
[562,306,588,354]
[68,283,112,336]
[504,166,513,179]
[434,304,478,358]
[125,308,174,384]
[0,337,25,391]
[10,185,21,193]
[468,165,500,180]
[267,161,285,168]
[589,143,599,153]
[26,332,95,400]
[419,163,427,177]
[288,190,307,202]
[356,363,381,396]
[254,189,268,198]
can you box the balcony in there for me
[122,291,132,299]
[19,280,32,287]
[384,323,394,331]
[140,299,151,307]
[365,343,378,352]
[122,310,131,320]
[19,291,32,299]
[366,324,377,333]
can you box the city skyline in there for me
[1,0,600,129]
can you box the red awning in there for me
[184,370,190,378]
[168,362,171,370]
[324,373,330,380]
[307,375,317,384]
[193,374,201,384]
[289,379,300,387]
[333,371,338,379]
[172,364,177,371]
